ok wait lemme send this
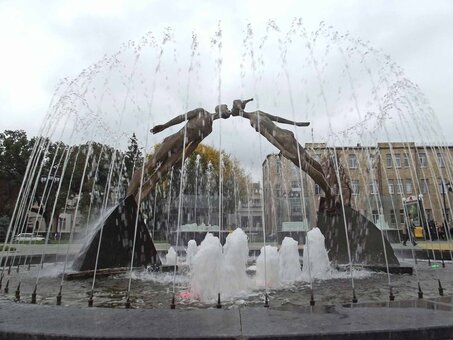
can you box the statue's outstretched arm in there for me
[245,110,309,127]
[151,108,208,134]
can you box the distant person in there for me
[437,222,446,240]
[428,220,437,240]
[402,219,417,246]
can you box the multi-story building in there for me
[263,142,453,240]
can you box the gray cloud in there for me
[0,0,452,177]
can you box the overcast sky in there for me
[0,0,452,174]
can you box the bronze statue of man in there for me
[126,104,230,203]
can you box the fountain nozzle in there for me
[170,294,176,309]
[216,293,222,309]
[310,291,315,306]
[88,292,94,307]
[438,279,444,296]
[417,282,423,299]
[4,279,9,294]
[31,285,37,304]
[56,286,62,306]
[15,282,20,301]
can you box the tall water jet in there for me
[185,239,198,269]
[190,233,224,302]
[256,245,280,288]
[279,236,302,283]
[302,227,332,280]
[223,228,250,295]
[165,247,177,266]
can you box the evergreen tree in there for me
[124,133,142,181]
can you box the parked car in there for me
[14,233,45,242]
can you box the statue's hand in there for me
[150,125,165,134]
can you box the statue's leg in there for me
[139,139,200,202]
[129,117,213,203]
[126,131,184,198]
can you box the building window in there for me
[425,209,432,221]
[405,179,412,194]
[370,180,379,194]
[314,153,321,162]
[390,209,396,226]
[276,159,281,174]
[421,179,429,194]
[437,152,445,168]
[394,153,401,168]
[403,153,410,167]
[291,180,299,188]
[437,178,450,194]
[396,179,403,194]
[368,154,375,169]
[314,184,321,195]
[386,153,392,168]
[418,152,427,167]
[372,209,379,223]
[275,184,281,197]
[348,154,358,169]
[351,180,360,195]
[291,201,302,213]
[399,209,405,225]
[388,179,394,195]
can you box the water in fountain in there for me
[2,19,452,310]
[279,236,302,283]
[189,228,250,302]
[165,247,177,266]
[302,227,332,281]
[256,245,280,289]
[190,233,224,302]
[185,239,198,269]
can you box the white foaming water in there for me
[223,228,250,295]
[189,229,251,302]
[302,227,332,280]
[279,237,302,283]
[190,233,224,302]
[185,239,198,269]
[256,245,280,288]
[186,229,372,303]
[165,246,177,265]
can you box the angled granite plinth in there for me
[72,195,160,271]
[318,205,399,266]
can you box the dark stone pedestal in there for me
[318,204,399,266]
[72,195,160,271]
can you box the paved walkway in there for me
[0,295,452,339]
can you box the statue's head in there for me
[215,104,231,119]
[231,98,253,116]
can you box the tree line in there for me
[0,130,252,240]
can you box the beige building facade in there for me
[263,142,453,239]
